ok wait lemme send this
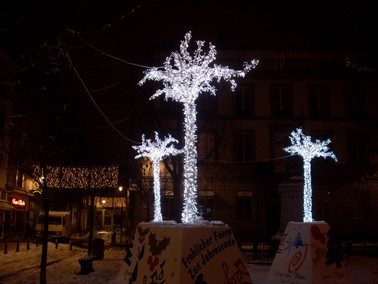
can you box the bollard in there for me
[27,240,30,250]
[16,240,19,252]
[70,239,72,251]
[4,242,7,254]
[55,239,59,249]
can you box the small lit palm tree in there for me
[284,128,337,222]
[133,132,182,222]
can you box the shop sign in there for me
[12,198,26,206]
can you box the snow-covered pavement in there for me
[0,241,377,283]
[0,241,123,283]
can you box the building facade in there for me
[2,41,378,243]
[0,45,36,240]
[135,45,378,242]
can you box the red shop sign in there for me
[12,198,26,206]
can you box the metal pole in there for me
[88,192,94,256]
[120,202,123,246]
[88,173,94,256]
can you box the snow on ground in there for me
[0,241,123,284]
[1,240,378,283]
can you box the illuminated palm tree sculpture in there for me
[139,31,258,223]
[284,128,337,222]
[133,132,182,222]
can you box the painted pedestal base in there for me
[119,221,253,284]
[265,221,352,284]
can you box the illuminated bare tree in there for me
[139,31,258,223]
[284,128,337,222]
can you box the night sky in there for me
[1,0,377,165]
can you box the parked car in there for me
[34,211,73,242]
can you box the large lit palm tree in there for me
[139,32,258,223]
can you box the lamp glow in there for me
[284,128,337,222]
[139,31,258,223]
[133,132,182,222]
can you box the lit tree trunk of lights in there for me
[133,133,181,222]
[284,128,337,223]
[152,159,163,222]
[182,102,198,223]
[138,31,258,223]
[303,159,312,222]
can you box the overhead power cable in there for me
[200,154,295,164]
[66,52,140,145]
[66,30,157,69]
[83,1,154,35]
